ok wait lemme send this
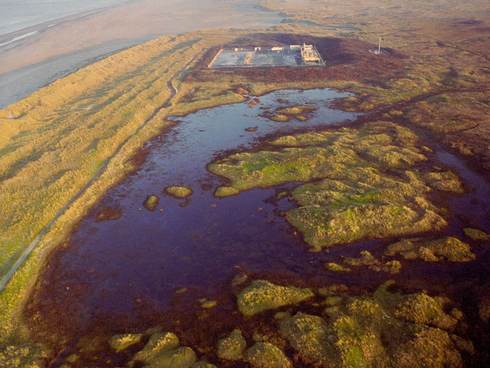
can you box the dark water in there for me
[30,89,358,335]
[28,89,490,363]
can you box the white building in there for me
[300,43,321,63]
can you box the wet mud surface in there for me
[25,88,490,366]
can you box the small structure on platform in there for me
[301,43,322,63]
[209,44,325,68]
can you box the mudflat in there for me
[0,0,282,107]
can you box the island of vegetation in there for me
[209,122,463,250]
[165,185,193,199]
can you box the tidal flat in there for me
[20,87,490,367]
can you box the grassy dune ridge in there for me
[0,34,197,277]
[0,31,219,346]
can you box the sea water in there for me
[0,0,128,36]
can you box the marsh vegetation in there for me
[209,122,464,250]
[0,3,489,365]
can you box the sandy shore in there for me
[0,39,145,108]
[0,0,282,107]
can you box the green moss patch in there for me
[109,333,143,352]
[0,342,43,368]
[95,207,122,222]
[340,250,402,274]
[277,105,316,115]
[385,237,475,262]
[393,293,459,330]
[132,331,180,363]
[478,286,490,323]
[463,227,489,241]
[325,262,352,273]
[76,329,217,368]
[237,280,314,317]
[269,113,290,122]
[262,104,316,123]
[199,299,218,309]
[209,122,462,249]
[424,171,464,193]
[245,342,292,368]
[145,347,197,368]
[214,186,240,198]
[131,331,197,368]
[191,362,217,368]
[279,312,333,366]
[287,177,445,249]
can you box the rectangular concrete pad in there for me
[210,46,324,68]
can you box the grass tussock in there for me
[165,185,193,199]
[327,251,402,274]
[237,280,314,317]
[385,237,475,262]
[262,104,317,123]
[278,282,467,368]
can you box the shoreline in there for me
[0,3,131,49]
[0,37,149,108]
[0,0,284,108]
[0,0,140,39]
